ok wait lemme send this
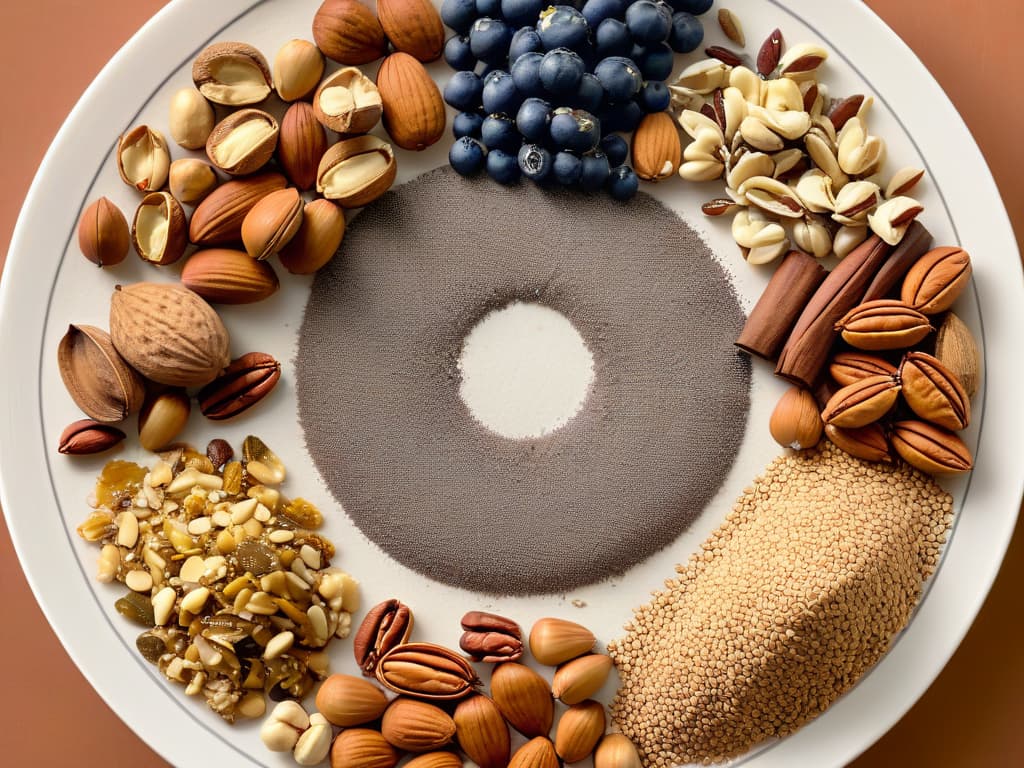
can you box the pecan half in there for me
[353,599,413,676]
[376,642,480,700]
[197,352,281,420]
[821,374,901,429]
[891,420,973,474]
[825,422,892,463]
[829,351,898,387]
[900,246,972,315]
[834,299,933,351]
[459,611,523,663]
[899,351,971,430]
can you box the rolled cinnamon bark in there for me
[735,250,828,360]
[775,235,893,389]
[861,221,933,302]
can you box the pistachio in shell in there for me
[132,191,188,266]
[57,324,146,422]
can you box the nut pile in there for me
[609,441,953,765]
[260,604,638,768]
[76,437,359,722]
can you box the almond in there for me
[377,52,446,151]
[554,700,605,763]
[279,102,328,191]
[330,728,400,768]
[508,737,559,768]
[551,654,613,706]
[58,419,126,455]
[78,197,129,267]
[279,199,346,274]
[490,662,553,738]
[631,112,681,182]
[189,172,287,245]
[181,248,280,304]
[820,374,901,429]
[900,246,972,314]
[241,187,304,260]
[109,282,230,387]
[377,0,444,62]
[403,754,462,768]
[528,618,595,666]
[380,698,456,752]
[593,734,642,768]
[316,673,389,727]
[453,695,511,768]
[313,0,388,65]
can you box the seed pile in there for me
[608,441,953,765]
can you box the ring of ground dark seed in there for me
[295,165,751,595]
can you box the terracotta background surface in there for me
[0,1,1020,766]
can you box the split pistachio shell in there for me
[792,217,832,258]
[868,195,924,245]
[132,191,188,266]
[168,88,215,149]
[316,135,397,208]
[725,151,773,193]
[794,169,835,213]
[273,39,324,102]
[57,324,146,422]
[833,225,868,259]
[117,125,170,192]
[206,109,279,175]
[737,175,804,219]
[831,180,881,225]
[837,117,886,176]
[313,67,383,134]
[738,115,784,152]
[731,208,788,251]
[193,41,272,106]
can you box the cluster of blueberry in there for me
[441,0,715,199]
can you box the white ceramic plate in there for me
[2,0,1022,765]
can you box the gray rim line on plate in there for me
[29,1,986,766]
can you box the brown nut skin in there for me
[241,187,304,261]
[58,419,126,455]
[313,0,388,65]
[899,350,971,431]
[551,653,613,706]
[377,52,446,151]
[820,374,901,430]
[206,438,234,468]
[490,662,553,737]
[197,352,281,420]
[835,299,933,351]
[278,102,328,191]
[632,111,682,181]
[829,351,898,387]
[78,197,130,267]
[57,324,146,423]
[316,673,389,727]
[330,728,399,768]
[508,738,559,768]
[528,617,596,666]
[825,422,893,463]
[279,199,346,275]
[769,386,822,451]
[554,700,605,763]
[380,698,456,752]
[377,0,445,62]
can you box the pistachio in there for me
[57,324,145,422]
[490,662,554,737]
[779,42,828,78]
[131,191,188,266]
[117,125,170,192]
[551,654,613,706]
[792,217,832,258]
[900,246,972,314]
[316,673,389,727]
[317,135,397,208]
[731,208,789,264]
[168,88,215,150]
[197,352,281,420]
[804,130,848,189]
[828,94,865,132]
[738,115,784,152]
[890,420,973,474]
[273,39,325,102]
[833,224,868,259]
[58,419,127,455]
[829,351,898,387]
[594,734,643,768]
[794,169,836,213]
[313,66,383,134]
[169,159,218,206]
[738,175,804,218]
[192,42,272,106]
[820,375,901,429]
[899,351,970,430]
[279,199,346,274]
[529,618,596,666]
[772,147,805,179]
[453,695,511,768]
[934,312,980,397]
[831,180,881,225]
[835,299,933,351]
[768,386,823,451]
[206,109,279,175]
[837,116,886,176]
[380,698,456,752]
[725,151,773,194]
[78,197,130,267]
[138,389,191,451]
[825,422,892,463]
[278,102,329,191]
[868,195,924,245]
[886,167,925,198]
[554,700,605,763]
[241,187,304,260]
[674,58,731,94]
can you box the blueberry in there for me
[453,111,485,138]
[515,97,554,142]
[536,5,590,51]
[518,143,554,181]
[511,51,545,97]
[449,137,487,176]
[539,48,585,96]
[503,0,546,28]
[487,148,521,184]
[481,113,522,153]
[582,0,626,29]
[665,0,712,14]
[632,41,673,80]
[625,0,671,44]
[482,70,525,114]
[572,72,605,112]
[470,18,514,65]
[476,0,504,19]
[599,133,629,167]
[509,27,544,63]
[599,98,643,131]
[595,19,634,58]
[444,35,477,71]
[550,108,601,153]
[636,80,671,112]
[442,0,479,35]
[443,70,485,111]
[594,56,642,102]
[668,11,703,53]
[607,164,639,200]
[552,151,583,185]
[580,151,611,192]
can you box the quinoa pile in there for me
[608,441,953,765]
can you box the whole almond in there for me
[58,419,126,455]
[829,351,898,387]
[820,374,901,429]
[316,673,389,727]
[835,299,933,351]
[330,728,399,768]
[899,351,970,430]
[717,8,745,46]
[631,112,682,182]
[192,41,272,106]
[528,618,595,666]
[57,324,145,422]
[377,52,446,151]
[900,246,972,314]
[380,698,456,752]
[453,695,510,768]
[279,102,328,191]
[279,199,346,274]
[241,187,304,260]
[206,109,279,175]
[756,28,783,77]
[190,172,287,244]
[313,0,388,65]
[132,191,188,266]
[109,283,230,387]
[768,386,822,451]
[138,389,191,451]
[197,352,281,420]
[181,248,279,304]
[508,737,559,768]
[891,420,973,474]
[551,654,613,706]
[490,662,554,737]
[825,422,892,463]
[594,734,642,768]
[78,197,129,267]
[554,700,605,763]
[377,0,445,62]
[403,754,462,768]
[934,312,980,397]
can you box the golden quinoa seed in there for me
[608,442,952,766]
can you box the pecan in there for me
[829,351,898,387]
[825,422,892,463]
[891,420,973,475]
[376,642,481,700]
[757,28,783,77]
[353,599,414,676]
[834,299,933,351]
[820,374,901,429]
[459,611,524,663]
[900,246,972,315]
[197,352,281,420]
[899,351,970,431]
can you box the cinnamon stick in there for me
[735,250,828,360]
[861,221,933,302]
[775,234,893,388]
